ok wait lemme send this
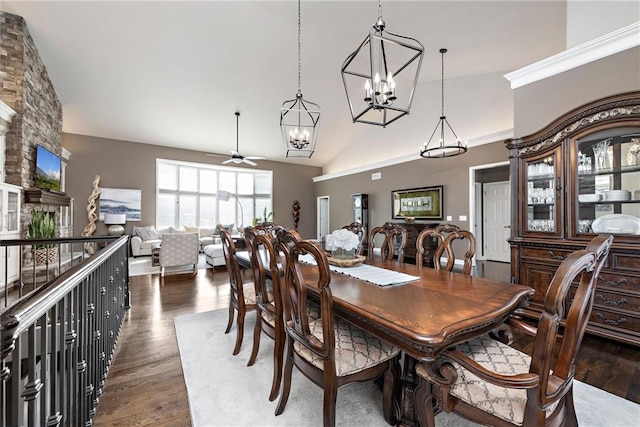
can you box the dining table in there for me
[236,250,534,426]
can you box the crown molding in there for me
[313,129,513,183]
[504,22,640,89]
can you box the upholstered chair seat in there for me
[293,316,399,376]
[416,336,558,425]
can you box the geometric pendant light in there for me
[341,0,424,127]
[280,0,321,158]
[420,48,467,158]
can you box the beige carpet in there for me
[175,309,640,427]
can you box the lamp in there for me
[104,213,126,236]
[341,0,424,127]
[420,48,467,158]
[217,190,244,227]
[280,0,321,158]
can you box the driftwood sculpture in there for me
[82,175,101,254]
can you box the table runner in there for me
[299,254,419,287]
[237,251,418,286]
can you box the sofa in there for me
[130,225,233,258]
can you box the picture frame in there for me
[99,188,142,222]
[392,185,443,220]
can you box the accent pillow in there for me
[213,224,234,235]
[134,225,158,241]
[170,226,186,234]
[199,227,215,237]
[184,226,200,238]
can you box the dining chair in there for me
[416,225,476,274]
[275,230,401,427]
[414,234,613,427]
[244,224,285,401]
[341,221,366,255]
[219,224,257,356]
[368,222,408,263]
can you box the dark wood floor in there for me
[93,262,639,426]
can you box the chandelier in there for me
[341,0,424,127]
[280,0,321,158]
[420,48,467,158]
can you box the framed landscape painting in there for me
[99,188,142,222]
[392,185,443,220]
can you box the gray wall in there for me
[314,141,509,233]
[514,46,640,136]
[63,133,321,239]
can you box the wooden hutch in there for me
[506,91,640,346]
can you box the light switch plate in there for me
[459,215,467,221]
[371,172,381,180]
[446,215,453,221]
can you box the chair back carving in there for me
[341,222,366,255]
[368,222,408,263]
[416,225,476,274]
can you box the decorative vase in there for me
[35,247,58,265]
[332,248,355,260]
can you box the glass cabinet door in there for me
[524,148,560,234]
[575,127,640,237]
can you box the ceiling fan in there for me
[208,111,265,166]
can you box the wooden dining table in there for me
[236,251,534,426]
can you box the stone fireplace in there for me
[0,11,67,237]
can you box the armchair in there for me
[158,233,199,277]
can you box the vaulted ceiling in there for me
[2,1,569,173]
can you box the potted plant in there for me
[252,207,274,226]
[28,209,57,264]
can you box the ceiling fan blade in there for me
[243,159,258,166]
[244,156,266,160]
[222,158,234,164]
[206,153,227,158]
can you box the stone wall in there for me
[0,11,63,236]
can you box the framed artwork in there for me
[392,185,443,220]
[99,188,142,222]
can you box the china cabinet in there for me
[0,182,22,289]
[507,91,640,346]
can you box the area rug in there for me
[175,309,640,427]
[129,254,209,277]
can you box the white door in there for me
[484,182,511,262]
[317,196,329,241]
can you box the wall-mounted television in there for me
[35,145,62,192]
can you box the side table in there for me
[151,245,161,266]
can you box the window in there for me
[156,159,272,228]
